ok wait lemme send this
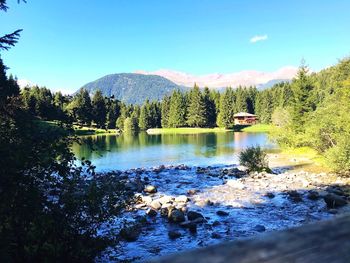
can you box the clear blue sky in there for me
[1,0,350,93]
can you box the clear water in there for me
[72,131,277,171]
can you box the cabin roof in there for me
[234,112,257,117]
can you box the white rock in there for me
[175,195,189,203]
[226,179,246,189]
[158,195,173,204]
[141,195,153,204]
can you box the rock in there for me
[175,195,189,203]
[216,210,229,216]
[168,230,182,240]
[212,221,221,227]
[180,221,197,233]
[141,195,153,205]
[135,203,147,209]
[169,209,185,223]
[226,179,246,189]
[307,190,320,201]
[146,208,157,217]
[187,211,204,221]
[119,225,141,242]
[150,200,162,210]
[144,185,157,194]
[158,196,173,204]
[286,190,302,202]
[254,224,266,232]
[160,207,170,217]
[265,192,275,199]
[187,189,198,195]
[211,232,222,239]
[324,193,347,208]
[329,209,338,214]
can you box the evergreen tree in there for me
[203,87,217,127]
[91,90,107,128]
[69,89,93,126]
[186,84,207,127]
[106,99,120,129]
[161,95,171,128]
[217,87,235,128]
[139,100,151,130]
[168,90,186,128]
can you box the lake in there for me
[72,131,276,171]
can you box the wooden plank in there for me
[151,215,350,263]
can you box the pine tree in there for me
[106,99,120,129]
[161,95,171,128]
[92,90,107,128]
[217,87,235,128]
[203,87,217,127]
[186,84,207,127]
[168,90,186,128]
[71,89,93,126]
[139,100,151,130]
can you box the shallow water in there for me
[72,131,276,171]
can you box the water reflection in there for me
[72,132,276,171]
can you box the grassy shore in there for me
[239,124,274,133]
[73,126,119,136]
[147,127,230,134]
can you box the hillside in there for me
[80,73,186,104]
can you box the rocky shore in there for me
[97,164,350,262]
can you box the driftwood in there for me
[151,215,350,263]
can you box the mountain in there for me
[135,66,298,88]
[80,73,185,104]
[256,79,291,90]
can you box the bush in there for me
[239,146,271,172]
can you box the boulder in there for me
[146,208,157,217]
[144,185,157,194]
[141,195,153,205]
[180,221,197,233]
[187,189,198,195]
[119,225,141,242]
[168,230,182,240]
[286,190,302,203]
[158,195,173,205]
[187,211,204,221]
[150,200,162,210]
[169,209,185,223]
[254,224,266,232]
[216,210,229,216]
[160,207,170,217]
[175,195,189,203]
[265,192,275,199]
[307,190,320,201]
[324,193,347,208]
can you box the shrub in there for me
[239,146,271,172]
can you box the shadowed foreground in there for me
[151,214,350,263]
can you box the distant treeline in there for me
[20,82,293,132]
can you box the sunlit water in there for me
[72,131,277,171]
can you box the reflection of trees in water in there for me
[72,132,271,162]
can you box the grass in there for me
[147,127,230,135]
[73,125,119,136]
[239,124,274,133]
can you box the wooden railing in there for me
[151,215,350,263]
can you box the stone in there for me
[226,179,246,189]
[119,225,141,242]
[265,192,275,199]
[216,210,229,216]
[212,221,221,227]
[187,211,204,221]
[287,190,303,203]
[160,207,169,217]
[324,194,347,208]
[307,191,320,201]
[150,200,162,210]
[169,209,185,223]
[187,189,198,195]
[146,208,157,217]
[180,221,197,233]
[141,195,153,205]
[175,195,189,203]
[168,230,182,240]
[158,195,173,204]
[254,224,266,232]
[144,185,157,194]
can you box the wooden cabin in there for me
[233,112,258,125]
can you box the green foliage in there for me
[217,88,235,128]
[0,58,133,261]
[167,90,187,128]
[239,146,270,172]
[92,90,107,128]
[123,113,139,134]
[186,84,207,127]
